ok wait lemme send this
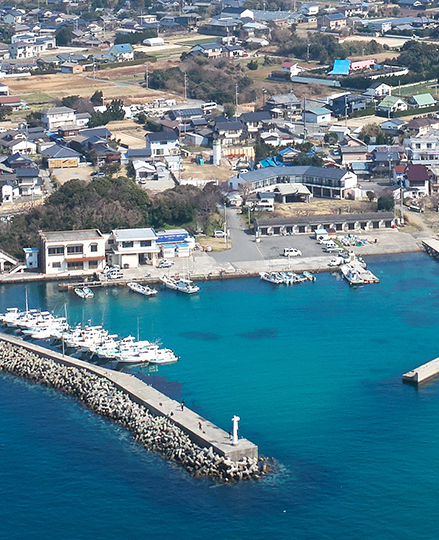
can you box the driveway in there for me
[211,207,264,264]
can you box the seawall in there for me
[0,333,263,481]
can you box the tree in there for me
[324,132,338,145]
[56,27,73,46]
[0,106,12,121]
[223,102,236,118]
[366,191,376,202]
[377,196,395,211]
[91,90,103,106]
[247,60,258,71]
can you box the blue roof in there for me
[329,59,351,76]
[112,43,133,53]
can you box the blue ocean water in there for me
[1,253,439,539]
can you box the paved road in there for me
[211,207,264,264]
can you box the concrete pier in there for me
[0,333,257,463]
[403,357,439,385]
[422,238,439,261]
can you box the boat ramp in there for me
[403,357,439,385]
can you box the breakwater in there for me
[0,334,265,481]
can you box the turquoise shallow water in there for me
[1,253,439,539]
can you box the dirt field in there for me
[274,199,377,218]
[51,166,95,186]
[6,69,179,105]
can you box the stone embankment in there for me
[0,339,270,481]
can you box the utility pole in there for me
[184,72,187,100]
[93,58,96,79]
[235,83,239,119]
[145,62,149,89]
[345,94,348,128]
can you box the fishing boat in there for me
[341,264,364,286]
[74,288,88,299]
[83,287,94,298]
[303,271,316,282]
[127,282,158,296]
[259,271,283,284]
[160,276,199,294]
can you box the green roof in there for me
[410,93,435,106]
[378,95,405,108]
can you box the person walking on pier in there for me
[181,399,185,411]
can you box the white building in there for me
[145,131,179,157]
[39,229,106,275]
[41,107,76,130]
[406,136,439,166]
[302,107,332,124]
[107,228,160,268]
[23,247,39,269]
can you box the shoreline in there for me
[0,229,427,288]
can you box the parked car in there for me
[283,247,302,257]
[91,171,105,178]
[214,230,226,238]
[158,259,174,268]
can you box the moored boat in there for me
[127,282,158,296]
[259,271,283,284]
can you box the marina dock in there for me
[402,357,439,385]
[0,333,258,463]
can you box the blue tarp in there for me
[329,59,351,76]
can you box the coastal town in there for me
[3,1,439,528]
[0,0,438,283]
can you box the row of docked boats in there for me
[260,271,316,285]
[0,307,178,365]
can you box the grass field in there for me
[397,80,438,97]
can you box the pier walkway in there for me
[0,333,257,462]
[422,238,439,260]
[403,357,439,385]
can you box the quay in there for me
[0,333,258,464]
[402,357,439,385]
[422,238,439,260]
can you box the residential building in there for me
[317,13,347,31]
[41,107,76,130]
[300,3,320,15]
[108,43,134,62]
[42,144,81,168]
[331,94,368,117]
[215,121,245,145]
[380,118,406,135]
[39,229,106,275]
[15,167,42,196]
[0,96,23,110]
[376,96,408,115]
[403,163,430,197]
[107,228,160,268]
[239,111,272,134]
[145,131,179,157]
[60,62,84,74]
[408,93,436,109]
[363,82,392,98]
[302,107,331,124]
[406,137,439,165]
[9,36,55,59]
